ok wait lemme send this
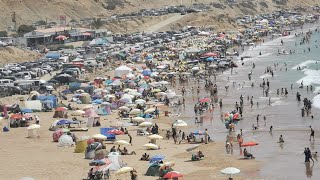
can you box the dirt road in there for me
[145,13,184,33]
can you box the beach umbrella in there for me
[198,97,211,103]
[192,130,205,135]
[55,119,75,125]
[92,134,107,140]
[118,106,130,111]
[163,171,183,179]
[151,89,161,93]
[150,154,165,162]
[145,108,155,114]
[55,35,67,40]
[148,134,163,140]
[132,117,145,123]
[89,159,106,166]
[221,167,240,179]
[115,140,131,146]
[27,124,40,130]
[82,104,94,110]
[156,92,167,97]
[241,141,258,147]
[160,161,175,169]
[143,143,159,150]
[130,109,141,115]
[139,122,153,127]
[173,120,188,127]
[158,81,169,85]
[135,99,146,104]
[55,107,67,112]
[115,167,134,176]
[71,110,85,116]
[107,129,125,135]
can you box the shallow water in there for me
[167,22,320,179]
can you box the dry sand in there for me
[0,46,39,66]
[0,68,260,180]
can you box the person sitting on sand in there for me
[197,151,204,158]
[278,135,284,143]
[140,153,150,161]
[110,146,116,152]
[244,148,255,159]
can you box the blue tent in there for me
[37,95,58,108]
[100,128,116,141]
[205,57,215,62]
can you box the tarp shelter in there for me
[115,65,132,77]
[100,127,116,141]
[37,95,58,108]
[145,164,173,177]
[24,100,42,111]
[106,152,123,171]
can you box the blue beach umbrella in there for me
[21,108,33,113]
[150,154,165,163]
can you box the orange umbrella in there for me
[241,141,258,147]
[55,35,67,40]
[10,114,23,119]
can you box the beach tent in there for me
[115,65,132,77]
[53,110,65,118]
[24,100,42,111]
[79,93,91,104]
[106,152,123,171]
[58,134,74,147]
[74,139,88,153]
[37,95,58,108]
[100,128,116,141]
[145,164,173,176]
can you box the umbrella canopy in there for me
[221,167,240,175]
[55,119,75,125]
[55,35,68,40]
[173,120,188,127]
[163,171,183,179]
[139,122,153,127]
[132,117,145,123]
[198,97,211,103]
[82,104,94,110]
[115,167,134,176]
[27,124,40,130]
[71,110,85,116]
[55,107,67,112]
[203,52,218,57]
[21,108,33,113]
[145,108,155,114]
[129,109,141,115]
[118,106,130,111]
[148,134,163,140]
[107,129,125,135]
[115,140,131,146]
[92,134,107,140]
[241,141,259,147]
[192,130,205,135]
[143,143,159,150]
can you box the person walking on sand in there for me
[204,129,208,144]
[310,126,315,141]
[128,134,132,145]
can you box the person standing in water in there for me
[310,126,315,141]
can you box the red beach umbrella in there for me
[163,171,183,179]
[203,52,218,57]
[199,97,211,103]
[107,129,125,135]
[55,107,67,112]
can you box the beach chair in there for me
[100,127,116,141]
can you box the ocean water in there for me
[168,23,320,179]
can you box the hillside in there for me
[0,0,318,32]
[0,46,39,65]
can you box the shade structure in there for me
[115,140,131,146]
[132,117,145,123]
[129,109,141,115]
[241,141,259,147]
[27,124,40,130]
[82,104,94,110]
[198,97,211,103]
[163,171,183,179]
[221,167,240,175]
[139,122,153,127]
[148,134,163,140]
[55,107,67,112]
[173,120,188,127]
[118,106,130,111]
[115,167,134,176]
[107,129,125,135]
[92,134,107,140]
[150,154,165,162]
[145,108,155,114]
[143,143,159,150]
[71,110,85,116]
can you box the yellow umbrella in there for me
[148,134,163,140]
[115,167,134,176]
